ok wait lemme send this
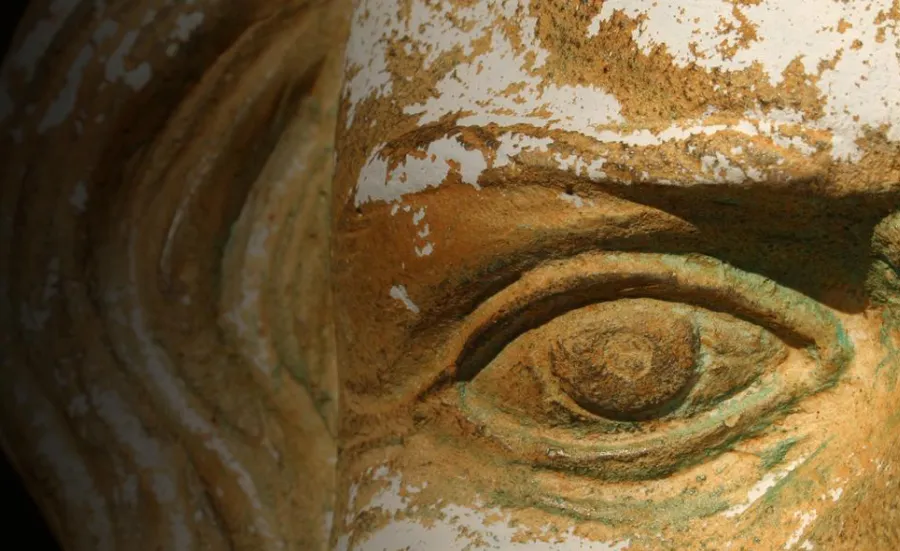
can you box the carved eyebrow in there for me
[398,177,895,339]
[380,118,900,197]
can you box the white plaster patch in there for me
[404,2,498,69]
[403,18,624,135]
[559,192,594,208]
[10,0,82,82]
[106,30,152,91]
[343,1,513,127]
[247,226,270,258]
[785,510,818,550]
[338,467,632,551]
[354,136,486,206]
[118,234,277,543]
[119,474,139,506]
[722,457,807,518]
[494,133,554,168]
[19,387,115,551]
[92,19,119,44]
[343,1,402,127]
[345,482,361,524]
[593,0,900,160]
[410,207,435,257]
[699,152,756,184]
[88,388,181,503]
[346,0,626,134]
[20,257,61,330]
[70,181,89,212]
[827,487,843,502]
[587,116,795,149]
[39,44,94,133]
[354,111,817,206]
[389,285,420,314]
[223,285,271,376]
[356,131,596,207]
[43,257,60,302]
[554,152,608,180]
[171,12,205,42]
[346,0,900,213]
[323,511,335,543]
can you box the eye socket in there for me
[444,252,852,479]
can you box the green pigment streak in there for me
[758,437,800,471]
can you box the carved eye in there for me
[532,298,786,422]
[449,252,852,479]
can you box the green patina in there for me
[758,440,829,509]
[868,215,900,386]
[720,441,831,543]
[284,357,310,386]
[875,306,900,389]
[489,484,730,529]
[758,437,801,471]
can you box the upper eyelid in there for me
[448,251,852,387]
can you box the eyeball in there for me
[548,301,697,421]
[472,298,786,426]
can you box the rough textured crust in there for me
[331,1,900,550]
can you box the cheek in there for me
[806,438,900,549]
[335,310,899,549]
[739,312,900,547]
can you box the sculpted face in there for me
[4,1,900,550]
[333,1,900,549]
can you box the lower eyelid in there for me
[458,379,780,480]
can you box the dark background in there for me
[4,1,67,549]
[2,0,29,56]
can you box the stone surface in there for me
[0,1,348,549]
[332,1,900,550]
[3,1,900,551]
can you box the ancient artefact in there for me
[3,1,900,550]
